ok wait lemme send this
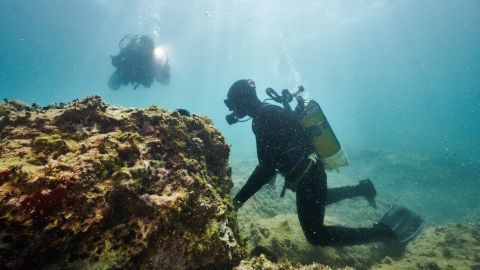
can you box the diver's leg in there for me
[326,179,376,205]
[296,165,393,246]
[296,164,328,244]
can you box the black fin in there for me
[379,205,425,243]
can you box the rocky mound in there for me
[0,96,245,269]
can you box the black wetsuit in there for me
[234,104,393,246]
[111,46,155,88]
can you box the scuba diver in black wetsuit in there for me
[225,79,424,246]
[108,34,170,90]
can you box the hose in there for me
[118,34,139,50]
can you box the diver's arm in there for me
[233,165,276,209]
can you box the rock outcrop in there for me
[0,96,245,269]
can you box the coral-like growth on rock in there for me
[234,254,354,270]
[0,96,245,269]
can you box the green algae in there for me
[0,157,38,175]
[31,134,69,156]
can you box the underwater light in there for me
[153,47,168,65]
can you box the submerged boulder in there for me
[0,96,245,269]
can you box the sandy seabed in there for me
[231,149,480,270]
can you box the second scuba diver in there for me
[225,79,424,246]
[108,34,170,90]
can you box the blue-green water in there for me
[1,1,479,224]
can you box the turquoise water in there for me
[1,1,479,223]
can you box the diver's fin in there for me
[378,205,425,244]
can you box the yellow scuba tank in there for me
[295,96,348,171]
[293,87,348,172]
[265,86,349,172]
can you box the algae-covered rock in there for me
[234,254,354,270]
[0,96,245,269]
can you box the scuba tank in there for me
[266,86,348,172]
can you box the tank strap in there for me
[280,153,318,197]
